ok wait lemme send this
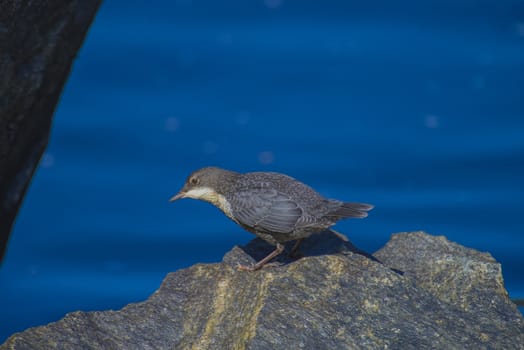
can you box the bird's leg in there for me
[237,243,285,271]
[289,238,304,258]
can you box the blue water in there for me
[1,0,524,341]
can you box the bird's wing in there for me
[230,185,303,234]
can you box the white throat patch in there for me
[183,186,216,200]
[183,186,234,219]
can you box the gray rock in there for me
[0,0,102,262]
[2,231,523,349]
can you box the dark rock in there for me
[2,231,523,349]
[0,0,102,262]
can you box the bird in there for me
[170,167,373,271]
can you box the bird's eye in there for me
[189,177,198,185]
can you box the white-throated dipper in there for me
[170,167,373,271]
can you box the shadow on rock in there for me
[224,229,395,271]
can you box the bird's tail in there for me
[326,202,374,219]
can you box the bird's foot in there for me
[237,243,285,272]
[236,261,282,271]
[236,263,258,271]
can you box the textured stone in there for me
[0,0,102,261]
[2,231,523,349]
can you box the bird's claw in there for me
[236,261,282,271]
[236,263,258,271]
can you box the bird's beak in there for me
[169,191,186,202]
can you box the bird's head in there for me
[169,167,239,204]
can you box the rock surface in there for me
[0,0,102,261]
[2,231,523,349]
